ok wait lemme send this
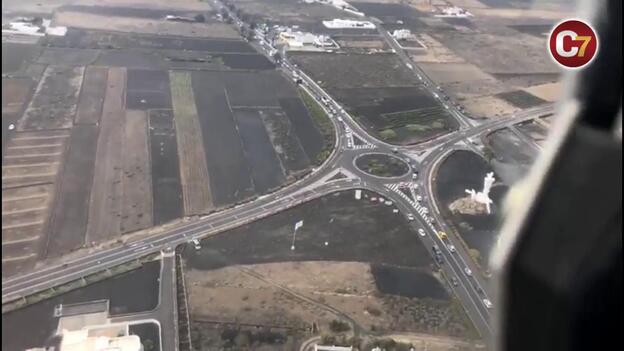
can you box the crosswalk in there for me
[385,183,437,232]
[351,143,376,150]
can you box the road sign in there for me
[294,220,304,231]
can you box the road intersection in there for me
[2,3,556,348]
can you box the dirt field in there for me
[75,66,108,125]
[46,125,99,258]
[2,130,70,188]
[290,53,419,89]
[459,95,519,118]
[2,184,55,276]
[169,71,213,216]
[2,78,34,116]
[148,109,183,224]
[19,66,85,131]
[54,11,240,39]
[523,82,562,102]
[121,110,153,233]
[2,128,70,275]
[86,67,126,243]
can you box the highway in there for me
[2,3,556,348]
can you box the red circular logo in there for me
[548,19,598,69]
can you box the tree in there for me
[329,319,351,333]
[468,248,481,262]
[379,129,397,140]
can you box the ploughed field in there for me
[1,27,326,276]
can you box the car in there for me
[448,244,456,253]
[407,214,415,221]
[416,195,422,202]
[8,124,15,131]
[191,239,201,250]
[422,208,429,214]
[392,147,399,153]
[483,298,493,309]
[412,174,418,180]
[464,267,472,276]
[418,228,426,237]
[451,277,459,286]
[432,244,440,252]
[438,231,447,240]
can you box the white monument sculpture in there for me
[465,172,495,214]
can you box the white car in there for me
[416,195,422,202]
[448,244,456,253]
[407,214,415,221]
[483,299,493,309]
[191,239,201,250]
[418,228,426,237]
[8,124,15,131]
[464,267,472,276]
[422,208,429,214]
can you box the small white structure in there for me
[314,345,353,351]
[355,189,362,200]
[322,19,375,29]
[392,29,413,40]
[278,30,336,49]
[465,172,495,214]
[435,6,473,18]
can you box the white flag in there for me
[294,220,304,231]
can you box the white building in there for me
[278,30,336,49]
[392,29,413,40]
[435,6,473,18]
[322,19,375,29]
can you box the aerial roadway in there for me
[2,2,555,345]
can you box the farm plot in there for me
[36,48,100,67]
[121,110,153,233]
[260,109,311,174]
[191,71,254,206]
[333,87,458,144]
[46,125,99,258]
[279,97,324,163]
[2,78,35,155]
[148,109,183,225]
[46,28,256,53]
[19,65,85,131]
[496,90,547,109]
[2,130,70,189]
[232,109,286,193]
[169,71,213,216]
[126,69,171,110]
[2,184,55,276]
[289,52,419,89]
[2,43,41,74]
[75,66,108,125]
[85,67,126,244]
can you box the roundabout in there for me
[354,152,411,179]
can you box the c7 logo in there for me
[549,19,598,69]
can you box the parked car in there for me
[464,267,472,276]
[418,228,426,237]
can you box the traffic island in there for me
[355,153,410,178]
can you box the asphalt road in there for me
[2,3,557,348]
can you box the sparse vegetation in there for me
[329,319,351,333]
[299,88,336,165]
